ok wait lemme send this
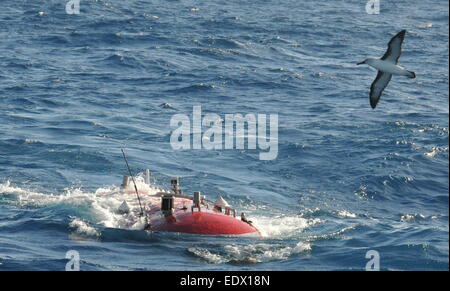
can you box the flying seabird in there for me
[357,30,416,109]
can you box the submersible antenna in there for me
[121,149,145,217]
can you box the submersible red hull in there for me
[120,174,261,237]
[148,206,260,236]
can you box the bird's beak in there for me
[356,61,365,65]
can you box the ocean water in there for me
[0,0,448,271]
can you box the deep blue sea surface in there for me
[0,0,448,270]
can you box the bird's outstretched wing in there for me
[370,71,392,109]
[381,30,406,64]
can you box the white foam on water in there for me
[306,224,358,241]
[185,212,318,264]
[0,178,160,231]
[188,241,311,264]
[416,23,433,28]
[250,214,320,238]
[335,210,357,218]
[187,247,228,264]
[400,213,427,222]
[424,146,448,158]
[69,218,100,237]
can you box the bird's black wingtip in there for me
[370,100,377,109]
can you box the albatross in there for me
[357,30,416,109]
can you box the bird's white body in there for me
[357,30,415,109]
[365,58,412,77]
